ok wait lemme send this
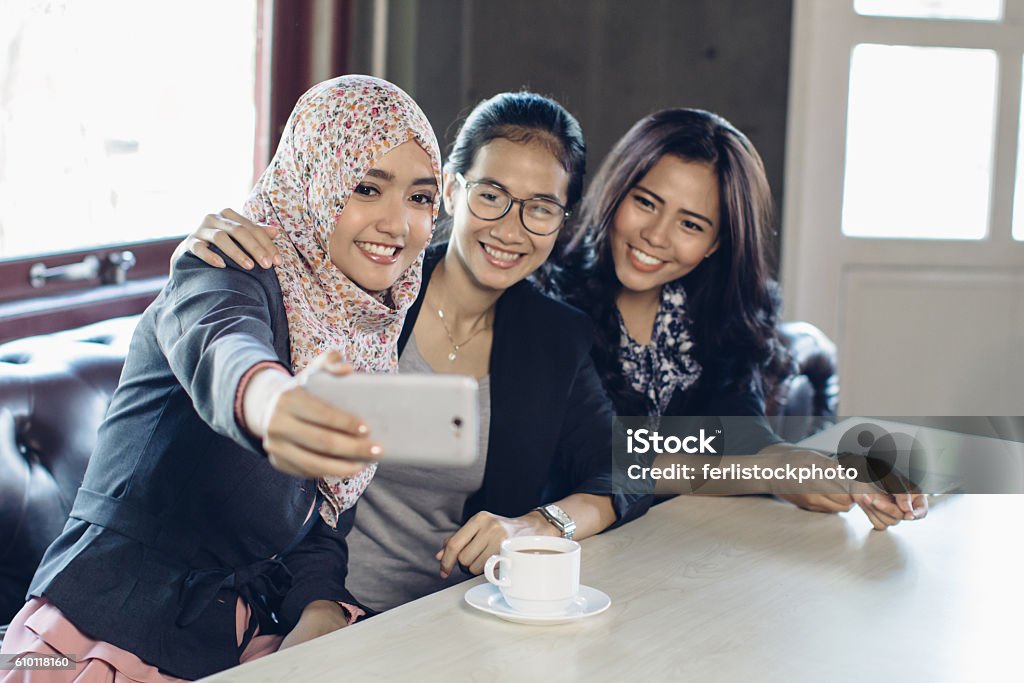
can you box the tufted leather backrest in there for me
[0,316,137,625]
[767,321,840,442]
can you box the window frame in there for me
[0,0,351,344]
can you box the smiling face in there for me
[329,139,438,292]
[610,154,721,295]
[443,137,570,293]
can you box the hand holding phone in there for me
[242,351,382,479]
[301,371,480,467]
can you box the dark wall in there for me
[350,0,793,249]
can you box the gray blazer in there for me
[28,253,357,680]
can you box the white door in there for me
[782,0,1024,415]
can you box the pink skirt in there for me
[0,597,282,682]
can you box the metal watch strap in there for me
[534,504,576,540]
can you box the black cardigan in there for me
[665,362,783,456]
[28,253,356,680]
[398,245,634,523]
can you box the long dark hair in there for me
[557,108,790,414]
[435,91,586,241]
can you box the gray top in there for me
[345,334,490,612]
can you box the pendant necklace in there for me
[429,281,491,362]
[436,308,489,361]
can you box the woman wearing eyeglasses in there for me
[176,91,631,615]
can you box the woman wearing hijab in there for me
[0,75,441,681]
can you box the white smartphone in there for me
[300,372,480,467]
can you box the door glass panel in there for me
[842,44,998,240]
[854,0,1002,21]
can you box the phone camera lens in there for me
[452,417,463,428]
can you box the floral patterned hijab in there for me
[243,76,441,527]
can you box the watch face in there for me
[545,505,571,525]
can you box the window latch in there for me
[29,250,137,288]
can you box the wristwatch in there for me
[534,503,576,540]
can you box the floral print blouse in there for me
[617,281,702,416]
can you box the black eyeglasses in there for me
[454,173,569,236]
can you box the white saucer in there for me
[464,583,611,625]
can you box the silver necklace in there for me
[435,307,490,361]
[428,282,491,362]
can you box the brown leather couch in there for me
[0,317,137,633]
[768,321,840,442]
[0,316,838,636]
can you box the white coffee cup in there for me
[483,535,581,615]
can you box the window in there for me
[0,0,270,342]
[0,0,258,260]
[842,44,998,240]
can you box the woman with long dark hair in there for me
[555,108,926,527]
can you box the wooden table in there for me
[204,495,1024,682]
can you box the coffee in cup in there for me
[518,549,563,555]
[483,535,580,615]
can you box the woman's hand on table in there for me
[770,448,929,530]
[783,490,927,531]
[899,492,929,519]
[243,350,381,479]
[172,208,282,270]
[435,510,555,579]
[280,600,350,650]
[780,489,906,530]
[853,491,928,530]
[766,448,901,529]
